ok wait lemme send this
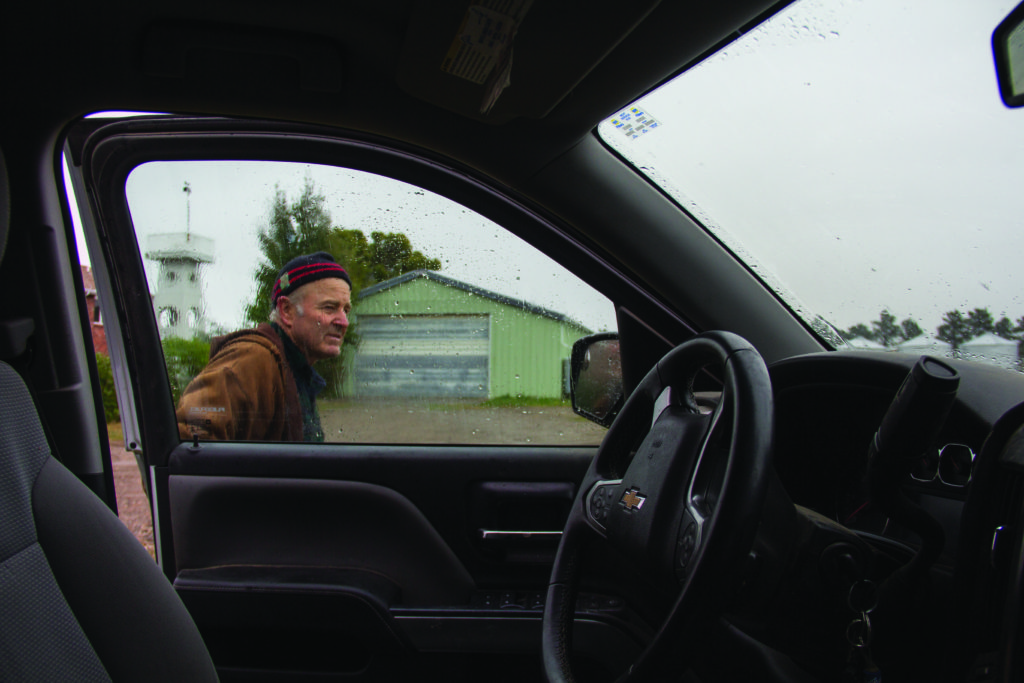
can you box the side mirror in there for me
[570,333,624,427]
[994,0,1024,107]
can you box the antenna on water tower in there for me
[183,181,192,240]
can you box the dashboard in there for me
[763,350,1024,678]
[769,350,1023,561]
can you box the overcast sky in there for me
[600,0,1024,335]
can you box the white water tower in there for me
[145,182,215,339]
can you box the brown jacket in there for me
[176,323,304,442]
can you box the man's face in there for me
[279,278,352,363]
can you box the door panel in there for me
[168,475,475,605]
[166,442,593,586]
[163,442,632,680]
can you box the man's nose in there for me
[334,310,349,330]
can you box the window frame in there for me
[69,116,689,465]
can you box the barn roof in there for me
[358,270,589,331]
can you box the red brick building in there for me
[81,265,108,354]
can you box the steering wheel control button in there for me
[675,522,698,580]
[620,487,646,512]
[587,481,620,529]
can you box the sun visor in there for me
[397,0,661,123]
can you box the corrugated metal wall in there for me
[355,315,489,397]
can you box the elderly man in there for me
[177,251,352,442]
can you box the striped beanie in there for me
[272,251,351,304]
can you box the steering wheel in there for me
[542,331,775,682]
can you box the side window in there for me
[125,160,615,445]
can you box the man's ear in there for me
[276,297,297,327]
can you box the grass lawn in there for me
[107,421,124,445]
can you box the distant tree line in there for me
[843,308,1024,353]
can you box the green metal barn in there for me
[350,270,591,399]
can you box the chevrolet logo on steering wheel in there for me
[620,487,646,511]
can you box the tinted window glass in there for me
[125,160,614,445]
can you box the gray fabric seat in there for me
[0,149,218,680]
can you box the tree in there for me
[899,318,923,341]
[162,337,212,405]
[937,310,972,351]
[329,228,441,290]
[845,323,873,340]
[94,353,120,423]
[966,307,994,338]
[844,311,923,346]
[994,316,1016,340]
[363,231,442,285]
[245,179,334,326]
[871,310,901,347]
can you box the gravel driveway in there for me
[321,400,607,445]
[111,443,155,558]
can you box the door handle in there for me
[479,530,563,539]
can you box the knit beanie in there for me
[271,251,351,304]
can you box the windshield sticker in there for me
[609,107,660,139]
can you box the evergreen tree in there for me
[845,323,873,340]
[994,316,1016,340]
[871,310,901,347]
[966,307,995,338]
[899,318,923,341]
[937,310,972,350]
[245,179,334,325]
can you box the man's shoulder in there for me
[213,323,281,351]
[209,324,284,366]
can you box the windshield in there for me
[600,0,1024,368]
